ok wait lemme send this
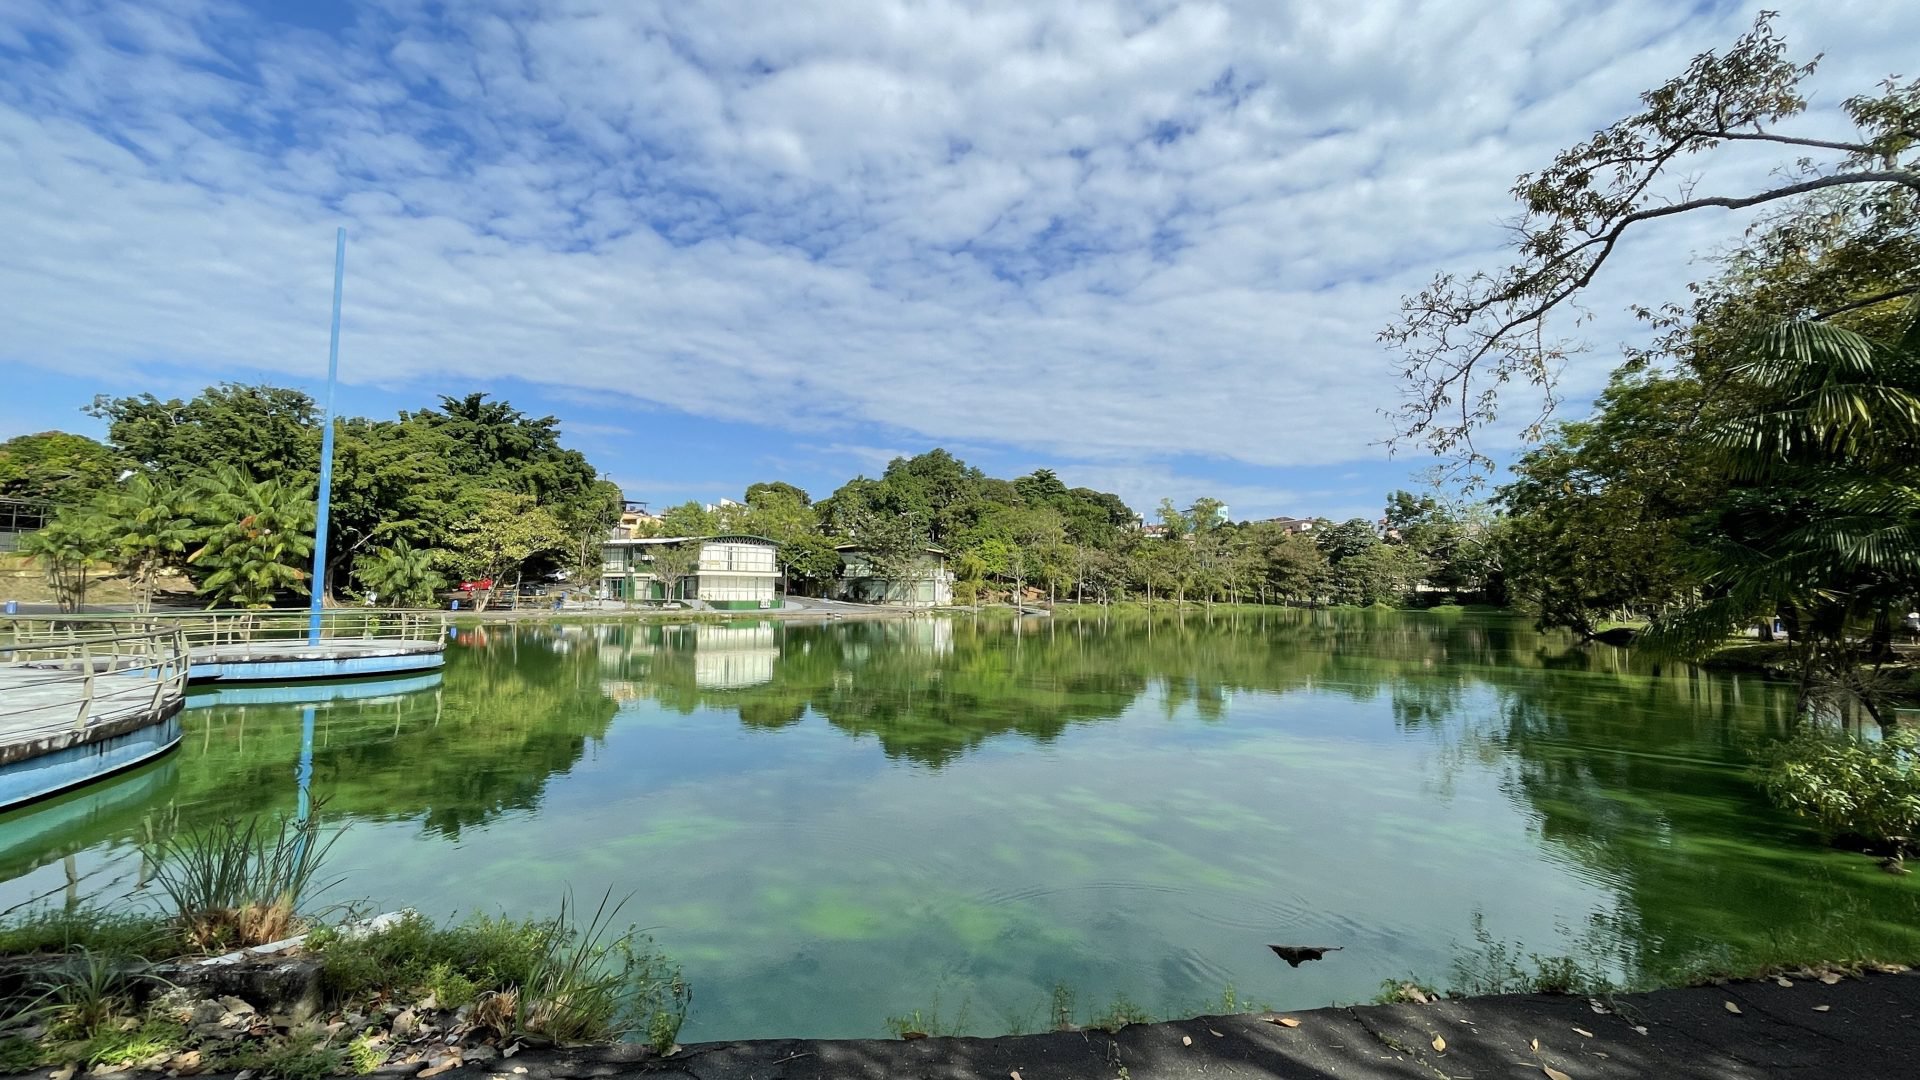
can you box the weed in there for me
[346,1031,388,1075]
[229,1028,346,1080]
[422,961,478,1010]
[884,994,972,1038]
[145,808,343,951]
[1048,983,1076,1031]
[74,1016,188,1068]
[1086,993,1152,1032]
[29,947,159,1037]
[0,1036,42,1072]
[1374,980,1443,1005]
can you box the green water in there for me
[5,610,1919,1039]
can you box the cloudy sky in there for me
[2,1,1913,520]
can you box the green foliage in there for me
[0,907,175,958]
[19,505,110,612]
[0,1036,42,1072]
[1757,726,1920,850]
[98,474,198,611]
[0,430,123,503]
[353,540,446,607]
[346,1031,387,1075]
[188,467,316,608]
[311,897,689,1052]
[144,808,341,951]
[227,1027,346,1080]
[1086,993,1153,1032]
[1373,980,1442,1005]
[70,1016,188,1068]
[884,995,972,1038]
[89,384,320,485]
[442,491,567,609]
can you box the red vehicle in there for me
[458,578,495,592]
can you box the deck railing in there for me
[0,625,189,736]
[2,609,449,656]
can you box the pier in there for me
[0,624,189,810]
[3,609,448,684]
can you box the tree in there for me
[746,481,811,507]
[353,541,446,607]
[442,492,565,612]
[643,541,701,603]
[778,533,843,596]
[1649,316,1920,726]
[848,511,928,609]
[89,384,320,484]
[658,501,717,538]
[1384,13,1920,471]
[1315,518,1380,563]
[0,432,123,504]
[1498,372,1713,635]
[188,469,316,608]
[1329,544,1429,607]
[19,506,110,612]
[101,474,197,612]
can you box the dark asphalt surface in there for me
[429,970,1920,1080]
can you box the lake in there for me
[4,610,1918,1040]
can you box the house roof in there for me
[834,543,949,556]
[605,534,778,547]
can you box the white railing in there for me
[2,609,448,656]
[0,625,189,737]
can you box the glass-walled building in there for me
[600,535,780,610]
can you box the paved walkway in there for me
[489,970,1920,1080]
[0,666,170,745]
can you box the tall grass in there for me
[143,808,343,950]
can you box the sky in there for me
[1,1,1914,522]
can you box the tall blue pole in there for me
[308,228,345,646]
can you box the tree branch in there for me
[1683,129,1880,155]
[1813,285,1920,321]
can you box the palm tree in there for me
[353,540,445,607]
[103,474,197,612]
[1652,314,1920,724]
[188,468,316,608]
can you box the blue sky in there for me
[2,1,1913,521]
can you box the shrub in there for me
[144,809,343,951]
[1756,725,1920,851]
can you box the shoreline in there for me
[10,969,1911,1080]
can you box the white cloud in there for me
[0,0,1913,484]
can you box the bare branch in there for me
[1813,285,1920,321]
[1682,129,1881,155]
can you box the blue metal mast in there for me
[308,228,345,646]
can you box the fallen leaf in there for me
[1530,1038,1540,1052]
[1820,973,1843,985]
[1543,1067,1572,1080]
[1724,1001,1742,1015]
[901,1031,928,1041]
[1208,1029,1224,1037]
[1182,1036,1193,1047]
[1775,977,1793,988]
[1631,1025,1648,1036]
[1813,1005,1831,1013]
[1431,1035,1446,1052]
[1265,1016,1302,1028]
[1011,1072,1022,1080]
[1267,944,1343,967]
[1572,1028,1593,1038]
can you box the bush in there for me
[310,896,689,1051]
[144,809,342,951]
[1756,725,1920,851]
[0,908,176,958]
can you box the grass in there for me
[0,907,178,958]
[0,1037,41,1072]
[225,1027,347,1080]
[144,807,343,952]
[885,995,973,1038]
[309,892,689,1052]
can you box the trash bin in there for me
[2,600,16,616]
[450,599,460,611]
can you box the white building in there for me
[600,534,781,610]
[829,545,954,606]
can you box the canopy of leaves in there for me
[0,431,124,504]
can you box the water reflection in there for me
[1,611,1914,1042]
